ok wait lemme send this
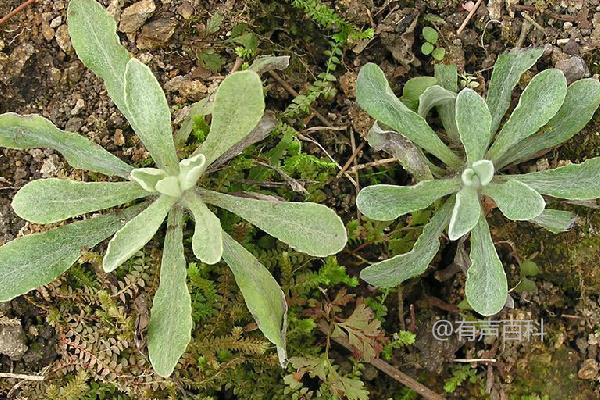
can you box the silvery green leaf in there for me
[434,64,458,92]
[530,209,577,233]
[174,97,214,147]
[356,63,461,168]
[179,153,206,191]
[103,195,175,272]
[67,0,131,116]
[155,176,181,198]
[124,59,179,174]
[200,190,346,257]
[0,204,143,302]
[417,85,456,118]
[12,179,148,224]
[401,76,438,110]
[366,122,433,181]
[487,69,568,162]
[496,78,600,169]
[482,181,545,221]
[465,216,508,316]
[510,157,600,200]
[205,113,277,173]
[486,48,545,133]
[250,55,290,75]
[356,179,460,221]
[200,71,265,165]
[184,192,223,265]
[448,187,481,240]
[360,199,454,288]
[147,208,192,377]
[130,168,167,192]
[221,232,287,366]
[455,88,492,164]
[0,113,132,178]
[470,160,494,186]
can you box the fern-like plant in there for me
[0,0,347,377]
[355,48,600,316]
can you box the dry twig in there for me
[0,0,37,26]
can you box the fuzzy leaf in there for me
[483,181,545,221]
[356,63,461,168]
[130,168,167,192]
[360,199,454,288]
[356,179,460,221]
[455,88,492,164]
[184,192,223,264]
[250,55,290,74]
[486,48,545,133]
[200,71,264,165]
[487,69,568,162]
[68,0,131,115]
[148,208,192,377]
[448,187,481,240]
[0,205,143,302]
[200,190,346,257]
[530,209,577,233]
[366,122,433,181]
[0,113,132,178]
[103,195,175,272]
[417,85,456,118]
[511,157,600,200]
[496,78,600,168]
[124,59,179,174]
[221,232,287,366]
[470,160,494,186]
[174,97,214,147]
[12,179,148,224]
[465,216,508,316]
[434,64,458,92]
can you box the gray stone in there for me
[119,0,156,34]
[555,56,590,84]
[137,18,177,49]
[0,322,28,360]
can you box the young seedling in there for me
[0,0,347,377]
[355,48,600,316]
[421,26,446,61]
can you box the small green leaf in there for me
[12,179,148,224]
[124,59,179,174]
[0,205,143,302]
[200,71,264,165]
[356,179,460,221]
[178,153,206,191]
[200,190,347,257]
[360,199,454,288]
[487,69,567,162]
[103,195,175,272]
[431,47,446,61]
[68,0,131,117]
[147,208,192,377]
[448,187,480,240]
[483,181,545,221]
[511,157,600,200]
[184,192,223,265]
[198,51,225,73]
[206,12,224,35]
[356,63,461,168]
[421,42,434,56]
[455,88,492,164]
[0,113,132,178]
[174,98,214,147]
[529,209,577,233]
[130,168,167,192]
[221,232,287,366]
[486,48,545,133]
[402,76,438,111]
[422,27,439,44]
[470,160,494,186]
[496,78,600,168]
[520,260,540,277]
[465,216,508,316]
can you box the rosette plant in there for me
[355,48,600,316]
[0,0,347,376]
